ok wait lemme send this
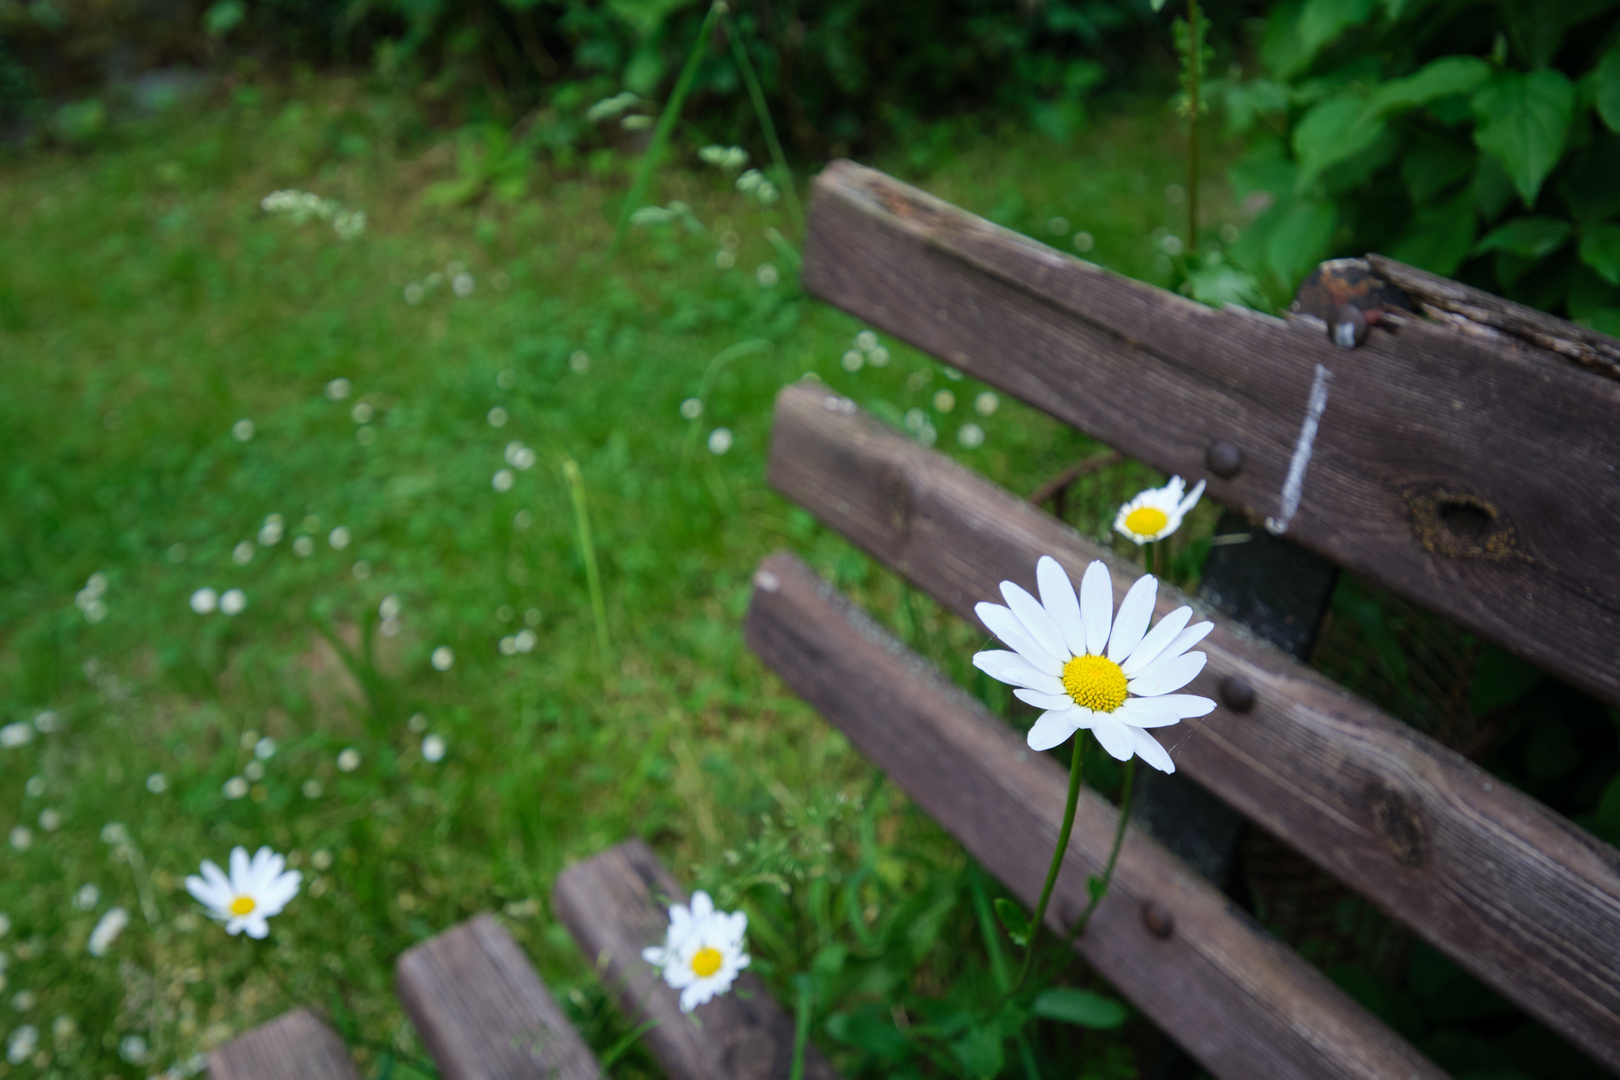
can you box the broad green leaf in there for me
[1388,193,1475,278]
[1292,0,1378,77]
[1473,216,1571,259]
[1263,197,1337,288]
[993,897,1030,948]
[1293,94,1386,188]
[1556,136,1620,223]
[1597,48,1620,133]
[1373,56,1490,114]
[949,1026,1005,1080]
[1585,308,1620,335]
[1579,224,1620,286]
[1032,987,1129,1028]
[1473,70,1577,207]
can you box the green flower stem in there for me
[563,459,611,682]
[1013,731,1087,992]
[789,974,812,1080]
[1065,759,1135,946]
[1186,0,1202,252]
[725,15,805,235]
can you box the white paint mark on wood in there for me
[1265,364,1332,537]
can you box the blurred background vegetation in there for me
[2,0,1619,1078]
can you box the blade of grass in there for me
[725,16,805,235]
[563,458,611,682]
[610,1,727,257]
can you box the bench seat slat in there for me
[554,839,842,1080]
[745,550,1447,1080]
[802,159,1620,710]
[396,914,601,1080]
[765,381,1620,1073]
[208,1008,361,1080]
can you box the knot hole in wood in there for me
[1364,784,1429,868]
[1405,486,1520,561]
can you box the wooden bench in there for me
[738,160,1620,1079]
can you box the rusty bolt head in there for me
[1329,303,1369,349]
[1142,901,1175,939]
[1220,675,1256,713]
[1206,441,1244,479]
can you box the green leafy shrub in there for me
[1221,0,1620,329]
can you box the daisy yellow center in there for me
[1125,507,1169,536]
[1062,654,1129,713]
[229,895,257,916]
[690,946,723,978]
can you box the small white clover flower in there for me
[185,846,300,939]
[222,777,249,800]
[255,737,277,760]
[74,884,99,910]
[10,827,31,851]
[488,406,509,427]
[431,646,454,671]
[933,390,956,413]
[452,272,475,297]
[975,391,1000,416]
[351,402,373,424]
[642,890,750,1013]
[842,350,864,372]
[336,748,361,773]
[328,526,351,550]
[87,906,129,956]
[32,712,57,734]
[232,541,255,566]
[957,422,985,449]
[569,351,590,374]
[325,378,351,401]
[972,556,1215,773]
[855,330,878,351]
[258,514,284,546]
[232,419,255,442]
[708,428,733,455]
[293,536,315,557]
[1,722,34,749]
[1114,476,1205,545]
[379,595,401,620]
[493,469,515,492]
[868,345,889,367]
[220,589,246,616]
[146,773,167,794]
[421,735,445,763]
[680,397,703,419]
[756,264,779,288]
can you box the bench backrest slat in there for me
[208,1008,362,1080]
[766,381,1620,1072]
[746,550,1448,1080]
[801,160,1620,709]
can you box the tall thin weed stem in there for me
[727,25,805,234]
[563,458,611,681]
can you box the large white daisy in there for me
[1114,476,1205,544]
[184,846,301,939]
[642,889,750,1013]
[972,556,1216,773]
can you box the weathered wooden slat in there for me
[801,159,1620,708]
[553,840,842,1080]
[208,1008,360,1080]
[744,550,1447,1080]
[766,381,1620,1073]
[396,914,601,1080]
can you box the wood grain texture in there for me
[553,840,842,1080]
[801,159,1620,708]
[766,381,1620,1073]
[745,551,1447,1080]
[396,914,601,1080]
[208,1008,360,1080]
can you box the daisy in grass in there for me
[642,890,750,1013]
[973,556,1215,773]
[1114,476,1205,544]
[184,846,301,939]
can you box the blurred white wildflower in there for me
[1073,231,1095,253]
[513,510,533,531]
[1048,215,1071,236]
[1160,234,1185,257]
[37,809,59,832]
[708,428,733,455]
[220,588,246,616]
[7,1024,37,1064]
[585,91,640,123]
[119,1032,148,1063]
[351,402,373,424]
[756,181,779,205]
[841,350,863,372]
[453,272,475,297]
[868,345,890,367]
[253,736,276,760]
[408,713,428,733]
[492,469,515,492]
[325,377,351,401]
[380,615,401,637]
[404,282,425,305]
[51,1016,74,1042]
[422,734,446,763]
[379,595,401,620]
[12,990,34,1011]
[301,779,323,799]
[100,822,127,845]
[352,559,371,579]
[186,847,301,940]
[569,350,591,374]
[904,408,925,432]
[514,628,537,653]
[25,776,44,796]
[74,884,100,910]
[88,906,129,956]
[293,536,315,557]
[10,827,31,851]
[976,391,1000,416]
[336,748,361,773]
[496,369,517,389]
[756,263,779,288]
[699,145,749,171]
[232,541,254,565]
[642,890,751,1013]
[33,711,58,734]
[855,330,878,351]
[146,773,167,794]
[918,423,938,447]
[0,913,10,936]
[332,209,366,240]
[328,527,351,551]
[232,419,255,442]
[736,169,763,194]
[431,646,455,671]
[488,406,509,427]
[680,398,703,420]
[715,249,736,270]
[258,514,284,546]
[958,423,985,449]
[311,849,334,871]
[933,390,956,413]
[1,722,34,748]
[223,777,249,800]
[525,607,542,626]
[261,190,364,239]
[499,635,517,655]
[244,761,265,782]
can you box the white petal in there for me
[1158,621,1213,664]
[185,874,228,911]
[999,582,1068,664]
[1026,709,1082,752]
[243,915,271,939]
[1127,693,1214,722]
[1132,728,1177,774]
[1079,561,1114,656]
[973,651,1065,695]
[229,847,252,891]
[976,602,1063,672]
[1107,574,1157,662]
[1014,687,1075,711]
[679,983,708,1013]
[1089,716,1137,762]
[642,946,667,966]
[1177,478,1206,516]
[690,890,713,922]
[1112,699,1184,728]
[1128,652,1207,697]
[1036,556,1088,657]
[1121,606,1193,677]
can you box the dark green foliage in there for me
[1221,0,1620,330]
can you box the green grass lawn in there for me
[0,79,1234,1078]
